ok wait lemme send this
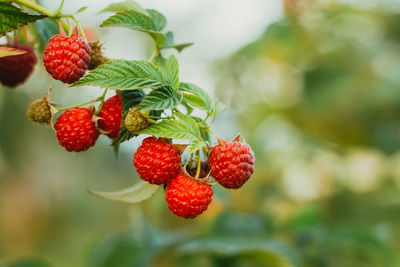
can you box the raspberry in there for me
[208,140,255,189]
[54,107,99,152]
[124,107,150,133]
[88,41,105,70]
[0,44,37,87]
[26,96,51,124]
[133,137,181,184]
[165,173,213,219]
[43,34,91,84]
[98,95,122,139]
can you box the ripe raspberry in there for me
[43,34,91,84]
[165,173,213,219]
[208,140,255,189]
[133,137,181,184]
[98,95,122,139]
[27,96,51,124]
[124,107,150,133]
[0,44,37,87]
[54,107,99,152]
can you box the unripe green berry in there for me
[27,97,51,124]
[124,107,150,133]
[88,41,105,70]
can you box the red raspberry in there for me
[165,173,213,219]
[43,34,91,84]
[98,95,122,139]
[208,141,255,189]
[133,137,181,184]
[54,107,99,152]
[0,44,37,87]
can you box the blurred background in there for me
[2,0,400,266]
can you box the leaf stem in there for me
[148,47,159,62]
[14,0,69,31]
[206,127,220,139]
[95,88,108,115]
[195,150,201,179]
[148,116,174,120]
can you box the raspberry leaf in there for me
[74,60,165,90]
[101,10,165,47]
[137,86,182,111]
[0,2,46,37]
[89,180,160,204]
[139,120,198,142]
[180,82,213,112]
[158,55,180,90]
[99,0,146,14]
[182,93,208,112]
[0,46,27,58]
[162,31,194,52]
[146,9,167,31]
[174,113,200,138]
[211,98,226,123]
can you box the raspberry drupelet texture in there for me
[54,107,99,152]
[0,44,37,87]
[133,137,181,184]
[208,141,255,189]
[165,173,213,219]
[98,95,122,139]
[43,34,91,84]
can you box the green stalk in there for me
[14,0,69,31]
[195,150,201,179]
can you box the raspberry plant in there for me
[0,0,255,218]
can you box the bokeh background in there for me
[2,0,400,266]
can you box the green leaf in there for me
[89,180,160,204]
[0,2,46,36]
[138,86,182,111]
[187,139,205,154]
[177,237,297,267]
[146,9,166,31]
[211,98,226,123]
[140,120,198,141]
[99,0,145,13]
[162,31,193,52]
[182,94,208,111]
[180,82,213,112]
[113,90,145,145]
[74,60,164,90]
[174,112,200,137]
[158,55,180,90]
[0,46,27,58]
[76,6,88,14]
[181,101,194,115]
[101,10,165,47]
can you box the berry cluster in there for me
[2,1,256,219]
[133,136,254,219]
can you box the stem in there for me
[148,47,159,62]
[195,150,201,179]
[14,0,55,16]
[58,100,96,111]
[56,0,65,13]
[14,0,70,31]
[148,116,174,120]
[95,89,108,115]
[206,127,220,139]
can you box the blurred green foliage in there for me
[4,1,400,266]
